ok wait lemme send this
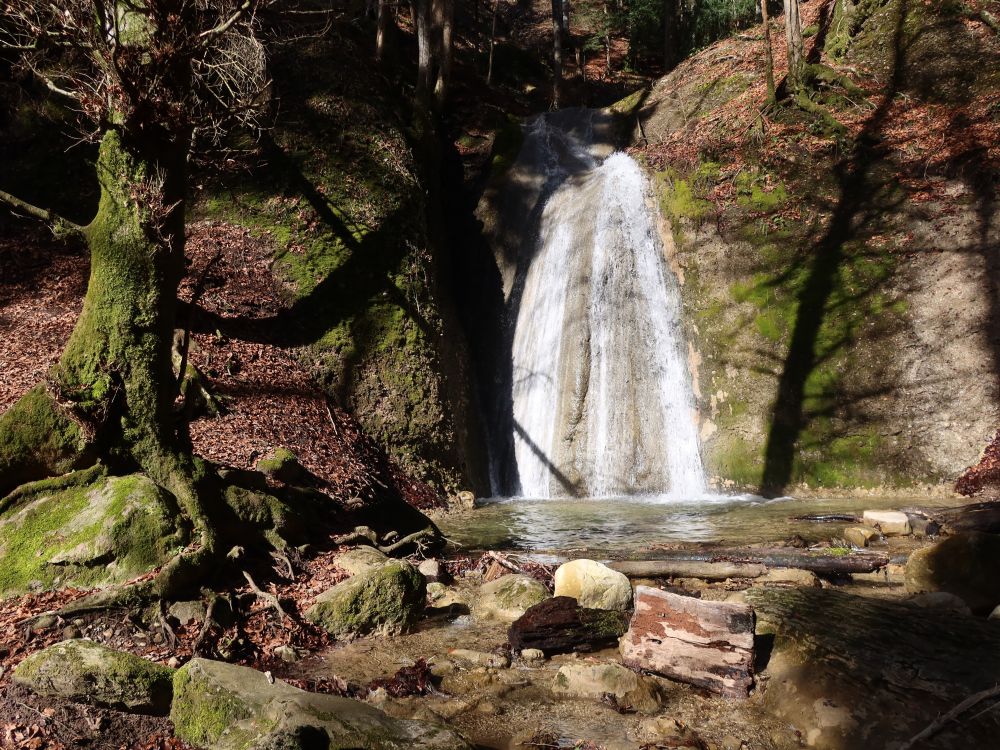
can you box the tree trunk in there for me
[487,0,499,85]
[783,0,804,93]
[376,0,394,64]
[433,0,454,108]
[761,0,776,101]
[663,0,679,70]
[414,0,434,103]
[551,0,563,109]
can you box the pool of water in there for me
[436,493,967,557]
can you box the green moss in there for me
[171,668,256,749]
[581,608,630,639]
[305,560,426,637]
[0,474,183,596]
[0,386,86,496]
[490,116,525,175]
[609,87,648,117]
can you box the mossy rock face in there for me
[905,532,1000,614]
[171,657,469,750]
[473,574,551,623]
[14,639,173,715]
[304,560,426,638]
[0,473,187,597]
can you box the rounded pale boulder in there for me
[554,559,633,611]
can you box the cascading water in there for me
[498,111,707,500]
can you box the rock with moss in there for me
[552,662,664,713]
[334,546,389,577]
[255,448,309,485]
[304,560,426,638]
[14,639,173,715]
[472,574,551,623]
[905,532,1000,614]
[0,473,187,597]
[171,657,469,750]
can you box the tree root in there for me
[0,463,106,516]
[900,684,1000,749]
[242,570,288,620]
[333,525,438,555]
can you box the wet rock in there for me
[553,559,633,611]
[305,560,425,637]
[638,716,703,747]
[754,568,820,588]
[335,546,389,577]
[620,586,754,699]
[519,648,546,664]
[552,661,664,713]
[862,510,911,536]
[473,574,550,622]
[14,639,174,715]
[843,526,879,548]
[171,658,468,750]
[508,596,629,655]
[418,559,446,582]
[449,649,510,669]
[905,532,1000,614]
[909,591,971,614]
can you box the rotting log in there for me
[508,596,629,656]
[620,586,754,699]
[919,502,1000,535]
[608,548,888,576]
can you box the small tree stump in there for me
[620,586,755,699]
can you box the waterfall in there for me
[501,113,707,500]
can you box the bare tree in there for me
[376,0,395,63]
[433,0,454,107]
[551,0,564,108]
[761,0,776,102]
[783,0,804,93]
[487,0,500,85]
[0,0,270,601]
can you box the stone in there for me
[334,546,389,577]
[907,515,941,539]
[520,648,546,664]
[473,574,550,622]
[990,605,1000,621]
[418,559,446,583]
[638,717,703,747]
[553,559,633,611]
[843,526,879,548]
[273,645,299,663]
[449,649,510,669]
[552,662,664,713]
[14,639,173,715]
[169,600,207,626]
[509,596,630,655]
[862,510,911,536]
[305,560,425,637]
[171,658,468,750]
[0,474,185,597]
[754,568,820,588]
[905,532,1000,614]
[909,592,971,614]
[620,586,754,699]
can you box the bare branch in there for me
[198,0,254,42]
[0,189,85,239]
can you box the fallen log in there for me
[608,560,767,579]
[919,502,1000,535]
[621,586,755,699]
[609,548,888,576]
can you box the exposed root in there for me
[0,463,105,515]
[242,570,288,621]
[333,525,438,555]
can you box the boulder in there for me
[553,559,633,611]
[305,560,425,637]
[862,510,911,536]
[905,532,1000,614]
[0,473,186,596]
[552,662,664,713]
[418,559,447,583]
[171,658,468,750]
[14,640,173,715]
[473,574,549,622]
[508,596,629,655]
[620,586,754,699]
[335,546,390,577]
[843,526,879,548]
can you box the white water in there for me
[506,115,707,500]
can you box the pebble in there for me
[449,648,510,669]
[844,526,879,548]
[62,626,81,640]
[274,644,299,663]
[520,648,546,664]
[167,657,180,669]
